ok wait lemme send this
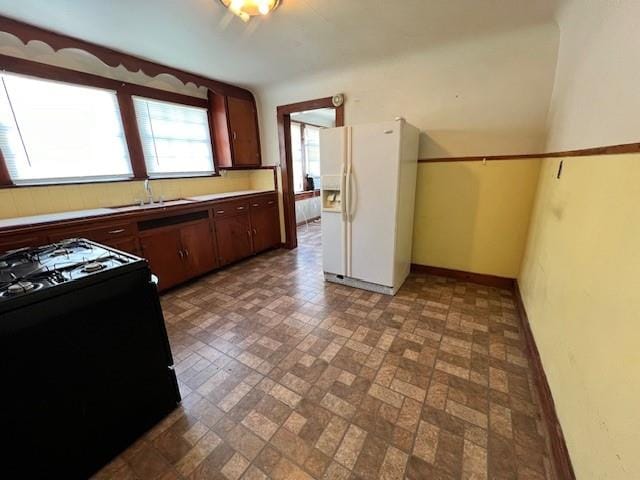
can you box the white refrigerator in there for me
[320,119,420,295]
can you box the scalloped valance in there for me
[0,15,254,100]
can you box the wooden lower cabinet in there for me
[180,220,218,276]
[0,192,281,292]
[250,206,280,253]
[0,233,47,252]
[139,219,217,291]
[215,214,253,266]
[103,237,140,256]
[139,228,186,291]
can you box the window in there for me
[0,72,132,184]
[291,121,322,193]
[133,97,215,178]
[291,122,304,192]
[304,125,321,180]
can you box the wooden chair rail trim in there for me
[419,142,640,163]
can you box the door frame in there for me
[276,96,344,249]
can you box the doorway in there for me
[276,97,344,249]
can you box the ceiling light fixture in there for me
[218,0,281,22]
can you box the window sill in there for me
[295,189,320,201]
[0,172,222,189]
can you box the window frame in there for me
[0,54,220,188]
[290,120,324,194]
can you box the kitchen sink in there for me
[108,198,196,212]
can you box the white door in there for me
[348,121,401,287]
[320,127,347,276]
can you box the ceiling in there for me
[0,0,562,89]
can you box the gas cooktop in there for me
[0,238,143,303]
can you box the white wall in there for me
[546,0,640,151]
[256,23,559,164]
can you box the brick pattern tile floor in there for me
[94,220,554,479]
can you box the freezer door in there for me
[348,121,401,287]
[320,127,347,276]
[320,127,347,176]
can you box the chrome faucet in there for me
[144,179,154,205]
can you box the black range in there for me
[0,238,180,479]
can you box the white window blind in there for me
[290,122,304,192]
[304,125,321,180]
[0,72,132,184]
[291,122,322,193]
[133,96,214,178]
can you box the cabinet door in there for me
[215,214,253,266]
[180,220,217,277]
[139,228,185,291]
[227,97,260,167]
[250,206,280,253]
[103,237,140,256]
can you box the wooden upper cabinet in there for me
[227,97,261,166]
[209,91,261,169]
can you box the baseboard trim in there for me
[513,281,576,480]
[297,216,320,226]
[412,263,576,478]
[410,264,515,289]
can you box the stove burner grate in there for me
[82,261,106,273]
[51,248,73,257]
[1,281,44,297]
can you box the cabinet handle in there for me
[107,228,125,234]
[216,210,225,214]
[232,131,237,141]
[253,228,257,235]
[247,230,252,239]
[236,206,245,210]
[267,200,275,205]
[184,249,189,258]
[252,203,260,207]
[178,250,184,260]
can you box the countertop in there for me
[0,189,275,231]
[185,189,272,202]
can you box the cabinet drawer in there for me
[0,233,47,253]
[49,222,136,243]
[213,200,250,218]
[249,193,277,210]
[102,237,140,256]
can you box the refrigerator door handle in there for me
[346,127,353,277]
[349,171,358,219]
[340,161,347,221]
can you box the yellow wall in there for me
[519,154,640,479]
[0,171,260,219]
[249,169,277,191]
[412,159,541,277]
